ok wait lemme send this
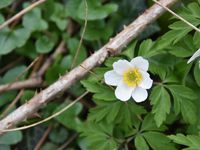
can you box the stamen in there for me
[123,68,142,87]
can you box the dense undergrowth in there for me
[0,0,200,150]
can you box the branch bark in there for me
[0,0,178,132]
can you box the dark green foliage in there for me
[1,0,200,149]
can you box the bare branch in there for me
[0,0,46,30]
[0,0,178,132]
[0,77,42,93]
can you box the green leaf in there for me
[49,127,68,144]
[80,122,118,150]
[83,21,113,41]
[36,35,57,53]
[193,31,200,48]
[150,85,171,127]
[141,114,166,132]
[41,142,58,150]
[167,85,197,124]
[0,131,22,145]
[0,28,31,55]
[143,131,176,150]
[167,35,196,57]
[22,5,48,32]
[122,40,137,59]
[67,38,87,65]
[78,0,118,20]
[2,65,26,83]
[138,39,155,57]
[0,0,14,9]
[20,90,35,104]
[54,101,83,130]
[169,134,200,149]
[135,135,149,150]
[81,80,116,101]
[50,3,68,30]
[194,61,200,87]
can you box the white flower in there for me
[104,56,153,102]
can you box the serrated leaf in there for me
[138,39,154,57]
[167,85,197,124]
[150,85,171,127]
[135,135,149,150]
[169,134,200,149]
[54,101,83,130]
[194,61,200,87]
[143,131,176,150]
[80,122,118,150]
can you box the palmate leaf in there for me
[134,115,176,150]
[80,122,118,150]
[169,134,200,150]
[166,85,197,124]
[150,85,171,127]
[88,101,146,127]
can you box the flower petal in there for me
[132,87,148,102]
[104,70,122,86]
[139,70,153,89]
[113,60,132,75]
[131,56,149,71]
[115,81,134,101]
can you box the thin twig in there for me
[57,133,78,150]
[0,90,24,118]
[0,0,46,30]
[0,77,42,93]
[0,57,23,75]
[70,0,88,69]
[0,0,178,132]
[0,91,89,132]
[153,0,200,33]
[0,57,39,93]
[34,125,53,150]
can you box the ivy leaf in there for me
[22,5,48,32]
[2,65,26,83]
[0,131,22,145]
[0,28,30,55]
[0,0,14,9]
[193,31,200,48]
[150,85,171,127]
[78,0,118,20]
[169,134,200,149]
[50,3,68,30]
[83,20,113,41]
[36,34,57,53]
[54,101,83,130]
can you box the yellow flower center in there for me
[123,68,142,87]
